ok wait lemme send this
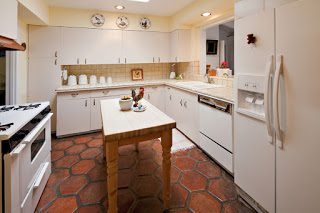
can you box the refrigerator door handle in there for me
[273,55,284,148]
[264,55,274,144]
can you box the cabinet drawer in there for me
[58,91,91,100]
[91,88,131,98]
[199,133,233,173]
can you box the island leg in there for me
[161,130,172,210]
[106,140,119,213]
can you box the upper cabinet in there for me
[29,26,62,58]
[170,29,191,62]
[0,0,18,39]
[123,31,170,64]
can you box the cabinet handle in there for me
[55,51,58,58]
[118,58,120,64]
[148,94,150,99]
[85,58,87,64]
[77,58,79,64]
[54,59,57,66]
[102,90,109,94]
[71,93,78,97]
[169,95,172,100]
[184,101,187,108]
[175,57,178,62]
[125,58,127,64]
[153,57,155,63]
[93,99,96,106]
[180,99,183,106]
[85,100,88,107]
[158,57,160,63]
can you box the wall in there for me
[18,0,49,24]
[64,63,172,84]
[16,19,28,104]
[49,7,171,32]
[206,27,220,69]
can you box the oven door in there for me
[19,113,53,203]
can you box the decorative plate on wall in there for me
[90,14,105,27]
[139,17,151,30]
[116,16,129,29]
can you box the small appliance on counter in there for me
[99,76,106,84]
[79,74,88,85]
[67,75,77,86]
[169,64,176,79]
[89,75,97,85]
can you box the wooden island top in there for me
[100,98,176,213]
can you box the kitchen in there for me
[0,0,319,213]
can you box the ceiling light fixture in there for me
[201,12,212,17]
[115,5,125,10]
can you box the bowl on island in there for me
[119,96,133,111]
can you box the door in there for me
[29,26,62,58]
[234,9,276,213]
[170,31,179,62]
[57,98,90,135]
[275,0,320,212]
[153,32,170,63]
[177,30,191,62]
[181,95,199,142]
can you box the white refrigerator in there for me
[234,0,320,213]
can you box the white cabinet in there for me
[0,0,17,39]
[164,86,199,142]
[170,29,191,62]
[123,31,170,64]
[61,27,100,65]
[144,86,165,112]
[29,26,62,58]
[57,93,91,136]
[98,29,123,64]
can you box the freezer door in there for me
[275,0,320,212]
[234,9,276,213]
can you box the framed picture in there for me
[206,40,218,55]
[131,69,144,81]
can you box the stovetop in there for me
[0,102,50,140]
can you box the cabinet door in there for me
[0,0,17,39]
[123,31,155,64]
[57,98,91,136]
[178,30,191,62]
[153,32,170,63]
[29,26,62,58]
[97,29,123,64]
[170,31,179,62]
[28,58,62,132]
[165,87,176,119]
[61,27,99,65]
[181,94,199,142]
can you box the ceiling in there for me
[46,0,196,16]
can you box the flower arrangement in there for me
[220,61,229,69]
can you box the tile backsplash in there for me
[63,61,233,88]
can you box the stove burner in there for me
[14,103,41,111]
[0,123,14,131]
[0,106,14,113]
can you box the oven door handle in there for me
[33,162,49,189]
[22,113,53,144]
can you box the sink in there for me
[175,81,225,89]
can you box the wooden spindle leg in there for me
[161,130,172,210]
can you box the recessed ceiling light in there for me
[115,5,125,10]
[201,12,212,17]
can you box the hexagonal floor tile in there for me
[53,140,73,150]
[180,171,207,191]
[118,155,136,170]
[46,169,70,187]
[132,198,164,213]
[119,169,134,188]
[74,135,92,144]
[138,148,154,160]
[132,176,160,198]
[79,181,107,204]
[51,150,64,162]
[174,157,196,171]
[36,187,57,211]
[196,161,222,179]
[80,147,102,159]
[155,166,181,184]
[137,159,158,175]
[60,175,87,195]
[77,205,103,213]
[119,144,136,156]
[208,178,237,202]
[118,188,135,213]
[170,184,189,208]
[88,139,103,147]
[189,192,222,213]
[71,159,95,175]
[65,144,86,155]
[54,155,80,169]
[189,148,208,162]
[45,196,78,212]
[222,200,256,213]
[88,163,106,182]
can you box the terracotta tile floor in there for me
[36,132,255,213]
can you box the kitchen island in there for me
[100,99,176,213]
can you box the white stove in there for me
[0,102,52,213]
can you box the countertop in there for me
[56,80,234,103]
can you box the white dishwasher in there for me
[198,95,233,173]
